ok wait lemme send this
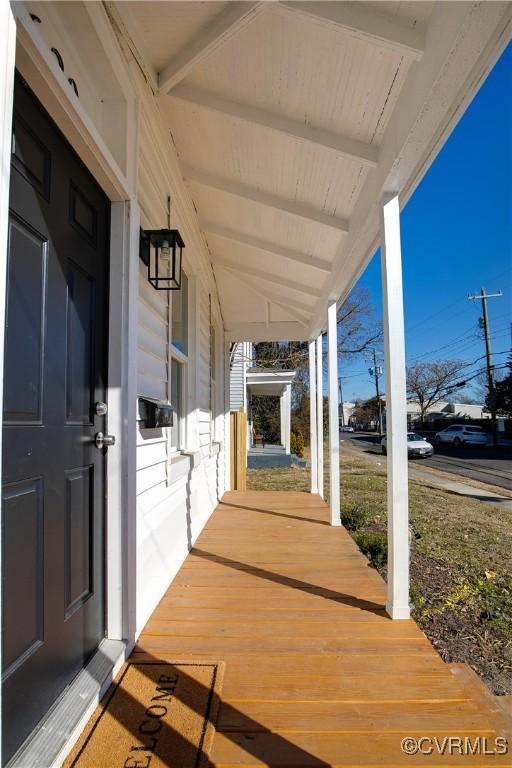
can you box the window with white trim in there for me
[170,271,188,451]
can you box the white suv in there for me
[434,424,488,447]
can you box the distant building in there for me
[339,401,356,425]
[346,396,490,431]
[406,400,491,423]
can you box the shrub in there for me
[355,532,388,570]
[340,504,368,531]
[291,430,305,458]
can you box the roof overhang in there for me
[246,368,296,396]
[114,1,511,342]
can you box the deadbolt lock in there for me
[95,432,116,450]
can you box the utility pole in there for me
[338,377,344,426]
[368,349,384,436]
[468,287,503,446]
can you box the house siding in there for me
[230,342,252,411]
[134,68,226,635]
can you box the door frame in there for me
[1,3,138,762]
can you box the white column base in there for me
[386,602,411,620]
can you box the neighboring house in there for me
[339,401,356,426]
[229,341,253,412]
[0,2,508,766]
[230,342,295,455]
[352,397,490,430]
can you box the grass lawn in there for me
[247,450,512,696]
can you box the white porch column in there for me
[316,334,324,498]
[280,391,286,447]
[308,340,318,494]
[380,192,410,620]
[327,302,341,526]
[284,384,292,455]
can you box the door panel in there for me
[64,465,94,618]
[2,75,110,765]
[2,479,44,674]
[3,217,47,425]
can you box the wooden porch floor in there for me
[133,491,511,766]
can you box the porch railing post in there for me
[308,339,318,494]
[380,192,410,620]
[316,334,324,498]
[327,301,341,525]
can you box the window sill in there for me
[168,452,191,483]
[167,448,202,476]
[182,449,202,468]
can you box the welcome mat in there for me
[64,661,225,768]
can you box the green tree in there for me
[491,354,512,416]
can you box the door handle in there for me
[95,432,116,450]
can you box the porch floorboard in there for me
[133,491,510,766]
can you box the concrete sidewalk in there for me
[408,466,512,512]
[341,441,512,512]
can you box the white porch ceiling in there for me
[247,368,296,396]
[116,1,511,342]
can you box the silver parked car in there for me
[381,432,434,458]
[434,424,488,447]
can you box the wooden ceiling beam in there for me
[201,222,332,273]
[212,255,323,298]
[158,2,264,93]
[183,165,349,232]
[278,2,425,60]
[171,84,378,167]
[214,264,312,324]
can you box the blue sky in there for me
[340,42,512,403]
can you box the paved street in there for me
[343,433,512,491]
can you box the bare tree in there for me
[252,287,382,442]
[336,287,382,358]
[406,360,467,426]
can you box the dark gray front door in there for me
[2,75,109,765]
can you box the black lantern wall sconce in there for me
[139,196,185,291]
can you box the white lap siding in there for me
[134,74,226,636]
[229,342,246,412]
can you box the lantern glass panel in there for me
[144,230,184,291]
